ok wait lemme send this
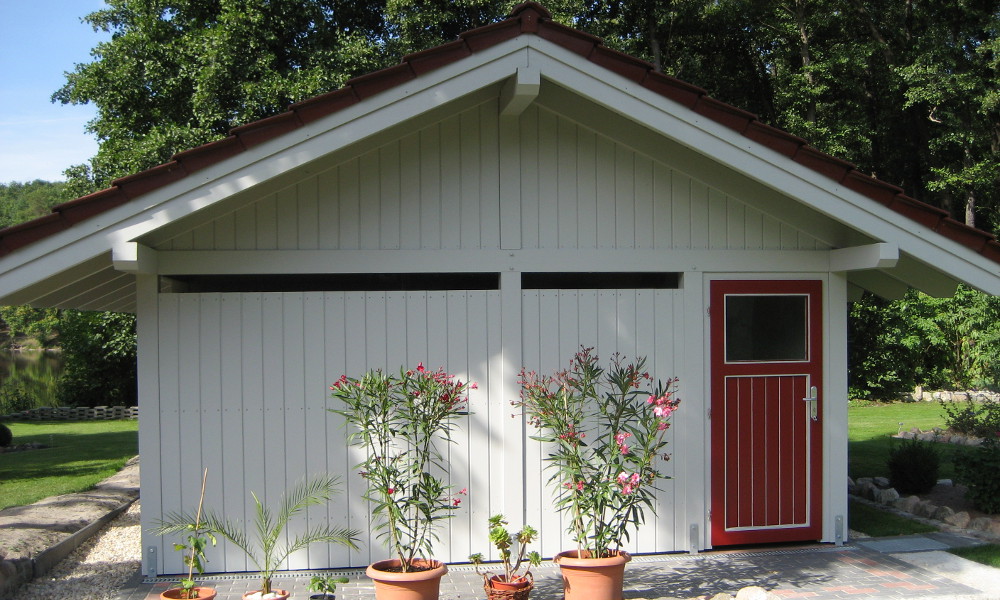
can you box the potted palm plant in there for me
[330,362,475,600]
[469,515,541,600]
[516,348,680,600]
[307,574,349,599]
[161,474,360,600]
[155,468,217,600]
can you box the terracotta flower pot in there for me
[489,574,531,591]
[484,573,534,600]
[160,587,218,600]
[553,550,631,600]
[366,558,447,600]
[241,589,290,600]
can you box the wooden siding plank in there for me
[135,275,162,576]
[441,116,463,250]
[727,196,747,250]
[234,203,256,251]
[459,108,482,250]
[557,116,578,249]
[576,127,597,249]
[537,109,558,249]
[325,292,356,567]
[707,185,727,250]
[192,222,214,250]
[219,294,247,570]
[155,295,180,571]
[339,158,361,250]
[614,147,635,249]
[276,185,298,250]
[302,293,330,566]
[671,170,692,249]
[197,294,224,558]
[595,137,616,249]
[652,164,673,249]
[445,291,472,559]
[478,101,500,249]
[420,128,442,250]
[297,177,319,250]
[213,213,236,250]
[519,106,540,249]
[256,194,278,250]
[634,156,654,250]
[359,149,381,250]
[379,144,401,250]
[282,294,309,569]
[260,296,285,510]
[744,206,765,251]
[317,168,340,250]
[400,133,422,250]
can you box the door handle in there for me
[803,386,818,421]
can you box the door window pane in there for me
[725,295,807,362]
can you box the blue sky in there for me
[0,1,109,183]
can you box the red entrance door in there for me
[710,280,823,545]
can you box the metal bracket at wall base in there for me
[146,546,157,578]
[835,515,844,546]
[689,524,700,554]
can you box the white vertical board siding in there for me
[517,105,829,252]
[155,101,827,255]
[520,288,686,558]
[156,101,501,253]
[150,290,502,573]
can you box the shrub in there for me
[955,436,1000,514]
[0,423,12,447]
[887,437,940,494]
[941,400,1000,438]
[0,380,35,415]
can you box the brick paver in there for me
[115,544,988,600]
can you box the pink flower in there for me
[657,421,669,431]
[387,487,396,495]
[416,362,425,373]
[470,383,478,390]
[653,405,673,418]
[453,498,461,506]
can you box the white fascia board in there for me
[112,242,158,274]
[520,40,1000,295]
[829,243,898,271]
[156,248,834,275]
[0,40,537,300]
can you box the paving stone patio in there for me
[114,540,998,600]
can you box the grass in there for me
[0,420,139,510]
[949,544,1000,568]
[848,499,936,536]
[848,400,976,480]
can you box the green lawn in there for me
[849,499,936,536]
[0,420,139,510]
[949,544,1000,568]
[848,401,975,480]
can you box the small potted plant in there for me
[307,574,349,599]
[155,468,217,600]
[516,348,680,600]
[469,515,542,600]
[330,362,475,600]
[162,474,360,600]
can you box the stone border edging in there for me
[849,477,1000,542]
[0,457,140,599]
[3,406,138,421]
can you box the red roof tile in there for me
[1,0,996,273]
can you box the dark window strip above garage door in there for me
[162,273,501,292]
[521,272,681,289]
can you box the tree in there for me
[56,310,137,407]
[54,0,392,196]
[0,180,67,229]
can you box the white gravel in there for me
[10,501,142,600]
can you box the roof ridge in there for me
[1,3,997,266]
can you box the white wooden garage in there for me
[3,2,1000,576]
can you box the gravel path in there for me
[10,501,141,600]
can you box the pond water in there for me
[0,350,63,409]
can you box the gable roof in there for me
[1,1,998,311]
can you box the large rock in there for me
[933,506,955,522]
[895,495,920,513]
[873,477,890,488]
[945,511,971,528]
[969,517,994,532]
[735,587,770,600]
[914,500,939,518]
[874,488,900,505]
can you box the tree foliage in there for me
[0,181,67,229]
[56,311,137,407]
